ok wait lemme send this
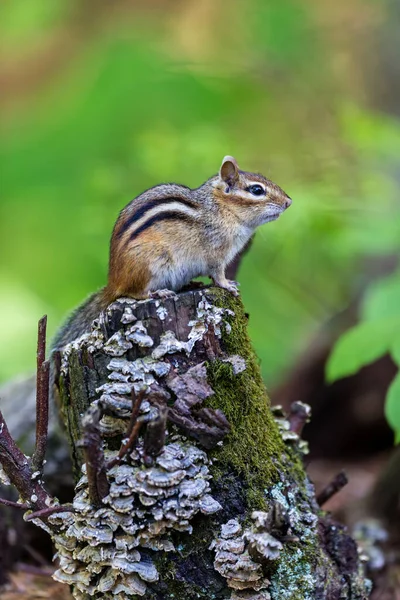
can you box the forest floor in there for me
[1,571,71,600]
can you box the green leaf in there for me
[362,271,400,321]
[391,340,400,367]
[326,316,400,382]
[385,373,400,444]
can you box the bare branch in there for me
[126,389,145,439]
[0,411,50,510]
[25,504,74,522]
[32,316,50,473]
[37,315,47,371]
[107,390,145,469]
[0,497,29,510]
[317,471,348,507]
[80,405,110,506]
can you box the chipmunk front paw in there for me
[212,278,240,296]
[222,280,240,296]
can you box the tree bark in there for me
[52,287,371,600]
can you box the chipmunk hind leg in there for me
[146,248,183,295]
[106,241,153,300]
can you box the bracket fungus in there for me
[210,510,289,599]
[52,435,222,598]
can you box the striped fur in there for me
[116,196,198,239]
[53,157,292,348]
[127,211,195,242]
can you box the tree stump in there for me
[52,287,371,600]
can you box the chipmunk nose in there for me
[284,196,292,209]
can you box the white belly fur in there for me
[146,224,253,292]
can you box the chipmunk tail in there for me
[51,288,109,351]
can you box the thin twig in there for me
[25,504,75,522]
[126,389,145,438]
[317,471,348,507]
[32,316,50,473]
[80,405,110,506]
[107,390,145,469]
[37,315,46,373]
[0,497,29,510]
[120,420,142,460]
[0,411,50,510]
[107,420,142,469]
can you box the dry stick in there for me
[317,470,348,507]
[0,316,63,528]
[25,504,75,522]
[0,411,50,510]
[80,405,110,506]
[107,390,145,469]
[106,420,143,470]
[126,389,145,438]
[0,497,29,510]
[32,316,50,473]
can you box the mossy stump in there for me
[53,287,370,600]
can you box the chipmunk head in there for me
[214,156,292,229]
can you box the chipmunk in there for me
[53,156,291,349]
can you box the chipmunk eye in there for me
[247,184,265,196]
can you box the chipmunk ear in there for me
[219,156,239,187]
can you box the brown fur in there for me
[52,157,291,348]
[107,237,152,300]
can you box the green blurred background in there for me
[0,0,399,387]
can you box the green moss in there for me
[205,288,286,510]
